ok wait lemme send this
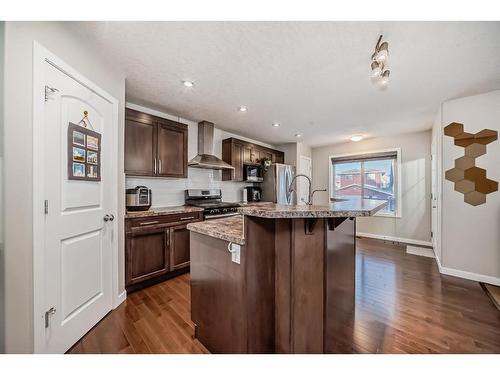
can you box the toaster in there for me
[126,186,152,211]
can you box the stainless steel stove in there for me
[185,189,240,219]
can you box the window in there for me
[330,149,401,217]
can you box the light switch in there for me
[231,243,241,264]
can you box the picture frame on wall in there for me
[67,122,101,181]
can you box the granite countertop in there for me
[187,215,245,245]
[126,205,204,219]
[237,199,387,218]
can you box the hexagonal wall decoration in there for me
[443,123,498,206]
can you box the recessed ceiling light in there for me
[350,135,364,142]
[182,80,194,87]
[295,133,302,138]
[238,106,248,112]
[272,123,280,127]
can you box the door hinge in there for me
[44,85,59,102]
[44,200,49,214]
[44,307,56,328]
[431,231,433,238]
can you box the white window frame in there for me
[328,148,402,218]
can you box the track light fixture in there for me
[371,35,390,88]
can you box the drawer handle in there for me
[139,220,160,226]
[179,216,197,221]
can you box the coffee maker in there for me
[244,186,262,202]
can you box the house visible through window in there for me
[331,149,400,216]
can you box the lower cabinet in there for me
[127,226,170,286]
[125,212,202,291]
[170,225,191,270]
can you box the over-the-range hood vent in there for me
[188,120,235,171]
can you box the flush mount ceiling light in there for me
[350,135,364,142]
[238,106,248,112]
[272,123,280,127]
[182,80,194,87]
[295,133,302,138]
[370,35,390,88]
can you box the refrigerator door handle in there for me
[285,167,292,204]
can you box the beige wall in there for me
[276,142,312,167]
[3,22,125,353]
[312,130,432,243]
[438,90,500,284]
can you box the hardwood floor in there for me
[68,238,500,354]
[68,273,209,354]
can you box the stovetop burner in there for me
[188,201,240,209]
[185,189,241,219]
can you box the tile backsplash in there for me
[126,168,252,207]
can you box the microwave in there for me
[243,164,263,182]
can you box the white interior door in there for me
[431,138,441,260]
[42,61,114,353]
[298,156,312,205]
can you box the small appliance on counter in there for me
[242,187,248,203]
[243,164,263,182]
[126,186,152,211]
[245,186,262,202]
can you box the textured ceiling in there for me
[71,21,500,146]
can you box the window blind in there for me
[331,150,397,164]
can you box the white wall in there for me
[437,90,500,285]
[126,103,277,206]
[276,142,311,168]
[312,130,432,244]
[3,22,126,353]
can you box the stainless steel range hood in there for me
[188,121,235,170]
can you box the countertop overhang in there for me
[237,199,388,218]
[187,215,245,245]
[186,199,387,244]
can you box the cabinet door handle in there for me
[166,231,170,247]
[139,220,160,226]
[179,216,196,221]
[159,159,162,174]
[154,159,157,174]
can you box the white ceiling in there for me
[71,21,500,147]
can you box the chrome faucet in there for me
[288,174,327,205]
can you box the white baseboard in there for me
[115,290,127,309]
[439,266,500,286]
[356,232,432,248]
[434,253,500,286]
[406,245,435,258]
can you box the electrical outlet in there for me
[231,243,241,264]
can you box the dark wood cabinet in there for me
[157,121,188,177]
[170,225,191,270]
[124,111,155,176]
[222,137,285,181]
[125,108,188,178]
[273,153,284,164]
[127,226,169,285]
[125,211,202,292]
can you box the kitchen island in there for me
[187,200,387,353]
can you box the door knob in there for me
[104,214,110,222]
[109,214,115,221]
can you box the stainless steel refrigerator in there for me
[261,163,296,205]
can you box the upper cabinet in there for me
[222,137,285,181]
[125,108,188,178]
